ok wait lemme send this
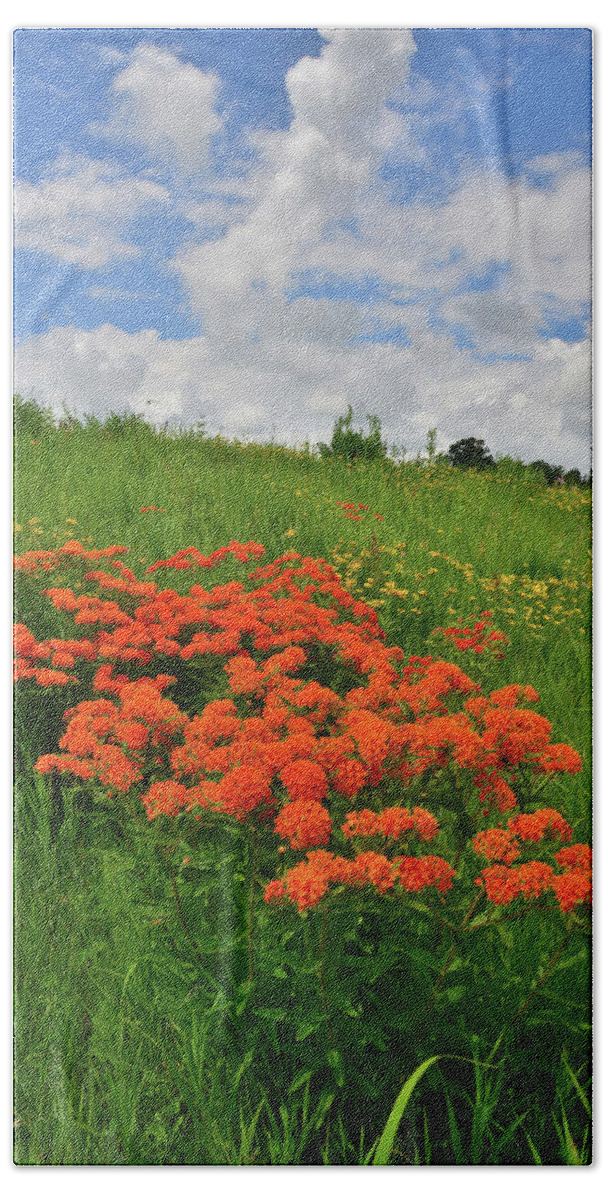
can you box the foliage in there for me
[529,460,589,489]
[318,406,387,463]
[425,428,438,462]
[14,532,591,1164]
[14,394,55,443]
[13,406,592,1164]
[448,438,495,471]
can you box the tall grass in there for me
[14,407,592,1164]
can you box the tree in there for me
[564,468,583,488]
[447,437,495,471]
[318,406,387,462]
[529,460,564,487]
[426,427,438,462]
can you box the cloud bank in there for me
[14,29,592,468]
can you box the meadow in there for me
[14,404,592,1165]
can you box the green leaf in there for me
[553,949,587,974]
[255,1007,287,1023]
[313,1089,335,1130]
[561,1051,591,1118]
[438,986,466,1004]
[444,1088,465,1163]
[407,947,443,971]
[372,1056,441,1165]
[490,1110,529,1162]
[296,1016,325,1042]
[288,1068,316,1094]
[231,1049,254,1091]
[327,1049,345,1087]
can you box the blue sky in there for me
[13,27,592,466]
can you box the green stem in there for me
[168,868,204,965]
[460,890,483,929]
[426,889,498,1012]
[426,942,457,1013]
[49,768,64,842]
[318,906,335,1048]
[468,902,558,932]
[422,903,459,935]
[247,832,258,985]
[487,925,575,1066]
[529,775,551,800]
[511,926,574,1027]
[120,789,148,831]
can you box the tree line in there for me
[14,395,590,487]
[318,407,590,487]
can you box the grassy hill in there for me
[15,408,591,820]
[14,406,592,1165]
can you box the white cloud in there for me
[96,46,129,68]
[14,325,193,424]
[14,30,592,469]
[164,30,590,464]
[183,192,251,235]
[173,30,418,339]
[14,156,169,268]
[97,44,222,173]
[13,317,591,470]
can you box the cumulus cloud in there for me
[96,44,222,172]
[167,30,591,464]
[183,192,251,237]
[14,156,169,267]
[13,314,591,469]
[14,325,193,425]
[173,31,417,336]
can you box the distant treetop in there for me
[447,437,495,471]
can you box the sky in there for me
[13,27,592,467]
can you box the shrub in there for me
[564,468,584,488]
[529,460,564,487]
[527,461,590,488]
[15,538,589,927]
[319,406,387,462]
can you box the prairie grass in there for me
[14,408,592,1164]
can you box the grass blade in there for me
[372,1056,440,1165]
[444,1087,465,1163]
[561,1050,591,1118]
[525,1131,543,1165]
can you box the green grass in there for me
[14,409,592,1164]
[15,414,592,821]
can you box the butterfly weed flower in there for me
[16,538,589,927]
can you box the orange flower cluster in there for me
[36,675,185,794]
[14,539,128,576]
[473,811,591,913]
[264,848,455,912]
[476,858,591,912]
[341,805,439,841]
[147,540,265,573]
[264,802,450,911]
[336,501,383,522]
[15,539,589,920]
[14,622,97,686]
[432,611,509,657]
